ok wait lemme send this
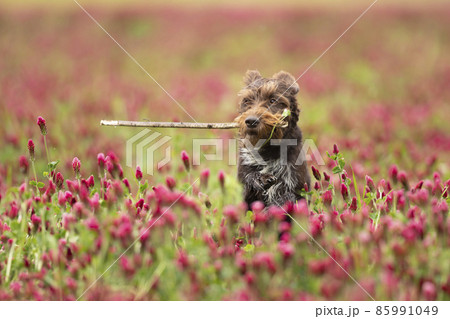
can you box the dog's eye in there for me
[270,98,277,104]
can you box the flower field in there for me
[0,2,449,300]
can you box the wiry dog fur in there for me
[236,70,310,208]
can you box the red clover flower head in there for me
[123,178,131,193]
[19,155,29,175]
[322,190,333,207]
[37,116,47,135]
[31,214,42,226]
[166,176,176,190]
[223,205,239,224]
[55,172,64,190]
[350,197,358,211]
[333,144,339,155]
[303,182,309,192]
[181,150,190,172]
[251,201,264,214]
[311,166,321,181]
[278,242,294,260]
[97,153,106,171]
[365,175,376,192]
[28,139,35,161]
[85,216,100,231]
[398,171,409,189]
[422,282,437,301]
[176,250,189,270]
[10,282,22,294]
[72,157,81,175]
[200,168,210,188]
[389,164,399,183]
[340,183,349,201]
[218,170,226,192]
[135,166,143,181]
[86,175,95,188]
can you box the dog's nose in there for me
[245,116,259,128]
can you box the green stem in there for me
[41,208,46,252]
[58,261,63,300]
[99,168,107,199]
[371,198,380,230]
[261,126,277,148]
[442,186,449,199]
[31,160,40,195]
[43,135,51,173]
[261,116,288,148]
[188,171,192,196]
[5,240,16,283]
[137,180,141,199]
[336,158,343,185]
[374,209,381,230]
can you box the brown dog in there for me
[236,70,310,208]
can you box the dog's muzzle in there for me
[245,116,259,128]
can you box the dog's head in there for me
[235,70,300,145]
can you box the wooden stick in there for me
[100,120,239,129]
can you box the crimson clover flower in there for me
[37,116,47,135]
[365,175,376,192]
[85,216,100,231]
[422,282,437,301]
[218,170,225,192]
[322,190,333,207]
[55,172,64,190]
[176,250,189,270]
[181,150,190,172]
[135,166,143,181]
[311,165,321,181]
[97,153,106,171]
[389,164,398,183]
[72,157,81,176]
[166,176,176,190]
[223,205,239,224]
[333,144,339,155]
[28,139,35,161]
[19,155,29,175]
[350,197,358,211]
[340,183,349,201]
[200,168,210,188]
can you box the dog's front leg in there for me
[241,170,276,191]
[239,168,277,206]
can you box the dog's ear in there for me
[290,104,300,124]
[244,70,262,86]
[272,71,299,95]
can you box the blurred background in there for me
[1,0,449,187]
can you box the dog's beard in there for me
[240,125,284,146]
[235,109,287,146]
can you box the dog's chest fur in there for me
[240,147,298,206]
